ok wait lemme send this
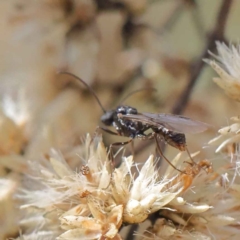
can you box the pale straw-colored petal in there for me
[107,205,123,228]
[60,204,90,217]
[49,157,73,178]
[216,134,240,153]
[174,203,211,214]
[57,229,102,240]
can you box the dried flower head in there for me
[112,155,182,224]
[139,155,240,240]
[17,132,240,240]
[17,134,185,239]
[204,42,240,101]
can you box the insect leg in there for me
[185,147,197,165]
[109,138,133,164]
[89,126,119,152]
[88,126,120,161]
[98,126,119,136]
[130,140,134,158]
[137,132,155,140]
[154,135,187,174]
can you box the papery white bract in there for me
[205,42,240,101]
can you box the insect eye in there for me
[101,111,114,126]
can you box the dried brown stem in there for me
[172,0,232,114]
[125,224,138,240]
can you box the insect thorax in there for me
[113,106,148,138]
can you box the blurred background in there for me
[0,0,240,239]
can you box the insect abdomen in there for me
[156,127,187,151]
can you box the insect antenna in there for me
[120,88,157,104]
[58,71,106,113]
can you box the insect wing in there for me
[144,113,209,133]
[118,113,209,134]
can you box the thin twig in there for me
[172,0,232,114]
[158,3,184,35]
[189,2,205,39]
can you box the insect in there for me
[102,106,209,172]
[59,72,209,173]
